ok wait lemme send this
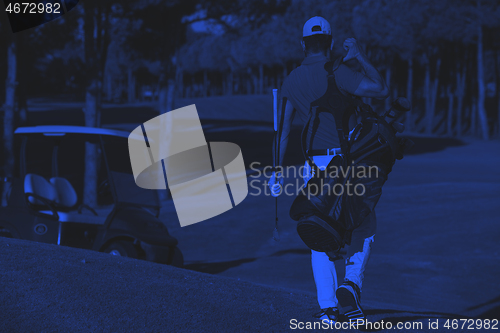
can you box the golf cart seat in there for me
[50,177,78,208]
[24,174,107,225]
[24,173,58,205]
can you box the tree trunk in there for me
[471,101,477,136]
[405,58,413,132]
[497,50,500,137]
[446,86,454,136]
[127,67,135,103]
[166,79,175,112]
[424,58,431,133]
[236,73,240,94]
[187,77,193,98]
[203,69,208,97]
[105,70,112,101]
[83,80,99,207]
[158,61,176,115]
[464,106,470,135]
[250,68,258,94]
[16,82,28,126]
[82,0,110,207]
[455,69,466,136]
[176,67,183,98]
[476,25,489,140]
[431,59,441,132]
[425,57,441,134]
[258,64,264,94]
[159,83,168,114]
[2,37,17,206]
[226,57,235,96]
[245,68,252,94]
[227,71,233,96]
[384,66,391,111]
[16,32,28,126]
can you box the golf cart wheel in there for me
[0,228,14,238]
[104,241,138,258]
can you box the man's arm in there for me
[342,38,389,99]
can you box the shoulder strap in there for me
[325,56,342,74]
[324,58,349,145]
[302,57,356,163]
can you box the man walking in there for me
[270,16,388,323]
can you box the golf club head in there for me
[273,227,280,241]
[391,122,405,133]
[392,97,411,112]
[395,137,415,160]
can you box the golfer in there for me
[269,16,388,323]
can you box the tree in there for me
[178,0,292,96]
[81,0,114,207]
[428,0,500,139]
[80,0,144,206]
[127,0,198,113]
[2,33,16,206]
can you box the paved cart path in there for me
[161,138,500,322]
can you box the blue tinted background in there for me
[0,0,499,330]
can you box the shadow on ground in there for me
[466,295,500,319]
[358,305,500,332]
[358,309,464,332]
[185,248,311,274]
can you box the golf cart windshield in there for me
[101,135,160,211]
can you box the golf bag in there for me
[289,58,414,253]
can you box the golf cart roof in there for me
[15,125,130,138]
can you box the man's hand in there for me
[344,38,389,98]
[343,38,364,62]
[268,171,283,197]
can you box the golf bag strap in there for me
[301,57,356,164]
[325,58,348,144]
[301,107,316,165]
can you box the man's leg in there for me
[311,249,338,309]
[311,250,340,322]
[305,156,340,321]
[336,210,377,321]
[344,210,376,288]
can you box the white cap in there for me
[302,16,331,37]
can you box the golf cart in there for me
[0,125,183,267]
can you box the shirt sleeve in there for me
[335,64,365,95]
